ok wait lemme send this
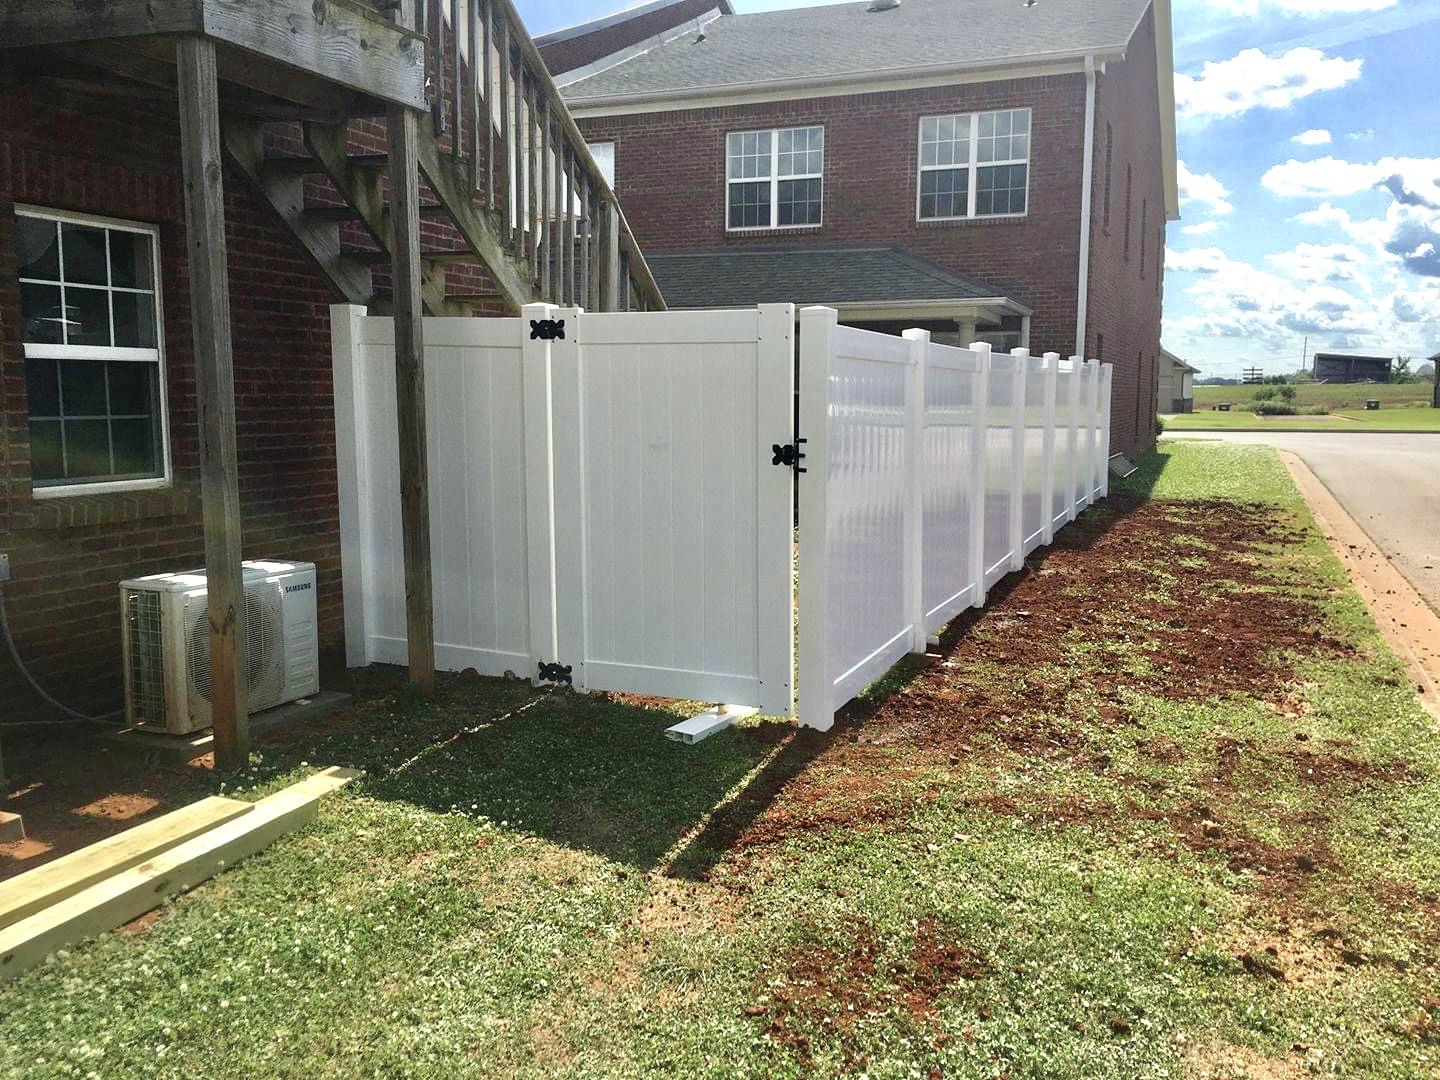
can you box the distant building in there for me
[1312,353,1392,383]
[1156,349,1197,413]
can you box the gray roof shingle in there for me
[562,0,1149,104]
[643,244,1017,309]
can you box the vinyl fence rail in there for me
[796,306,1111,731]
[334,302,1111,736]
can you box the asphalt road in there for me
[1165,431,1440,614]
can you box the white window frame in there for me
[15,204,172,498]
[725,125,824,233]
[915,108,1032,223]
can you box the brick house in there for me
[561,0,1179,456]
[0,2,653,737]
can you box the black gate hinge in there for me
[537,660,573,685]
[529,318,566,341]
[771,438,807,474]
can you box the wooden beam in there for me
[0,0,200,48]
[0,769,358,984]
[0,797,252,930]
[388,104,436,696]
[601,196,621,312]
[414,131,535,311]
[177,36,249,770]
[201,0,426,110]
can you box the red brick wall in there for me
[577,75,1089,370]
[578,48,1167,456]
[539,0,727,77]
[0,71,347,716]
[1086,7,1166,456]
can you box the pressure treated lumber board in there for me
[0,767,359,982]
[0,796,253,931]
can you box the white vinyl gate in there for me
[334,302,1111,734]
[333,303,796,717]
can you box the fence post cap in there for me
[901,327,931,341]
[798,305,838,323]
[1010,346,1030,357]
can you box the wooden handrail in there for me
[410,0,664,311]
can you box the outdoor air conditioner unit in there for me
[119,560,319,735]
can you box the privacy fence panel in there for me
[798,307,1111,731]
[919,340,982,633]
[333,309,535,675]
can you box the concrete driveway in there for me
[1165,431,1440,614]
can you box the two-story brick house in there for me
[561,0,1179,455]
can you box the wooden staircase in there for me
[220,0,664,317]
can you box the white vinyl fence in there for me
[333,302,1111,734]
[797,307,1111,731]
[333,303,796,716]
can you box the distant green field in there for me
[1192,382,1433,410]
[1165,405,1440,432]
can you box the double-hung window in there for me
[16,207,169,494]
[726,126,823,230]
[917,108,1030,221]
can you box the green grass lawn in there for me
[1193,383,1435,411]
[4,442,1440,1078]
[1165,405,1440,432]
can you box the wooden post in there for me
[177,36,248,770]
[600,196,620,312]
[388,103,436,695]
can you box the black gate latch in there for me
[529,318,566,341]
[771,438,807,474]
[537,661,573,685]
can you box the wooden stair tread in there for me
[0,795,253,931]
[259,153,388,176]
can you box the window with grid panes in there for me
[726,126,823,230]
[918,109,1030,220]
[15,208,168,491]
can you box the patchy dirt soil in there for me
[757,916,985,1067]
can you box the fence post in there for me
[903,328,929,652]
[1040,351,1059,545]
[1008,347,1028,571]
[1099,363,1114,498]
[798,306,837,731]
[969,341,991,607]
[1066,355,1082,522]
[521,302,560,686]
[1085,359,1102,505]
[331,303,373,668]
[757,302,798,718]
[547,305,587,691]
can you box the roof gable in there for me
[561,0,1151,105]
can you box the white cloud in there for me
[1347,128,1376,141]
[1181,220,1220,235]
[1268,241,1372,285]
[1291,128,1332,146]
[1207,0,1396,13]
[1177,161,1234,216]
[1174,48,1363,123]
[1267,157,1440,276]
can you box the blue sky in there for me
[521,0,1440,377]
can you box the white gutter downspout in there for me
[1075,55,1097,360]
